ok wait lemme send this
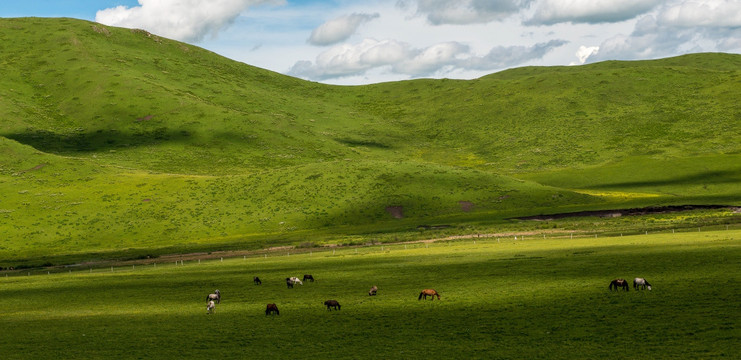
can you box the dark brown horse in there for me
[253,276,262,285]
[303,274,315,282]
[265,303,279,315]
[418,289,440,300]
[609,279,629,291]
[324,300,341,311]
[368,285,378,296]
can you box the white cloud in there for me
[571,45,600,65]
[581,1,741,64]
[462,39,568,69]
[289,38,413,79]
[95,0,284,42]
[658,0,741,28]
[399,0,534,25]
[394,42,470,75]
[528,0,663,25]
[289,37,566,81]
[308,13,380,46]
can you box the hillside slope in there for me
[1,18,739,264]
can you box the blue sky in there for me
[2,1,740,84]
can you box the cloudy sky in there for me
[2,0,740,84]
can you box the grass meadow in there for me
[2,230,738,359]
[1,18,740,266]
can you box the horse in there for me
[265,303,279,315]
[303,274,315,282]
[369,285,378,296]
[206,289,221,303]
[289,277,303,285]
[253,276,262,285]
[609,279,629,291]
[286,277,294,288]
[206,300,216,314]
[418,289,440,300]
[324,300,341,311]
[633,277,652,291]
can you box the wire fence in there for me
[2,222,740,278]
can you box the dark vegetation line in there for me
[512,205,739,220]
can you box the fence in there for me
[3,222,740,278]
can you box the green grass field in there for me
[1,18,739,266]
[2,230,739,359]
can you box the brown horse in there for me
[265,303,279,315]
[368,285,378,296]
[324,300,341,310]
[609,279,629,291]
[418,289,440,300]
[253,276,262,285]
[303,274,315,282]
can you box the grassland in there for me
[1,230,739,359]
[1,17,740,266]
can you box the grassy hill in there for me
[1,17,740,265]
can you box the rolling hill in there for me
[1,17,739,265]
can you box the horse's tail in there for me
[418,292,423,300]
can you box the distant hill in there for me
[1,17,739,264]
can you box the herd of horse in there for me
[205,273,443,314]
[206,274,649,314]
[609,277,652,291]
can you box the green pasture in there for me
[2,230,739,359]
[1,18,740,264]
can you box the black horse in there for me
[265,303,279,315]
[286,277,294,288]
[609,279,629,291]
[253,276,262,285]
[303,274,315,282]
[324,300,341,311]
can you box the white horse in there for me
[206,300,216,314]
[207,289,221,304]
[289,277,303,285]
[633,278,652,291]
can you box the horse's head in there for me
[647,286,652,291]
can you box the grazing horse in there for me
[324,300,341,311]
[206,289,221,303]
[609,279,629,291]
[265,303,279,315]
[253,276,262,285]
[289,277,303,285]
[286,277,294,288]
[633,278,652,291]
[418,289,441,300]
[303,274,315,282]
[369,285,378,296]
[206,300,216,314]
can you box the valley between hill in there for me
[1,18,739,266]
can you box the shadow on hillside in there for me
[3,128,196,153]
[586,169,741,189]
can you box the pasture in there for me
[2,230,738,359]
